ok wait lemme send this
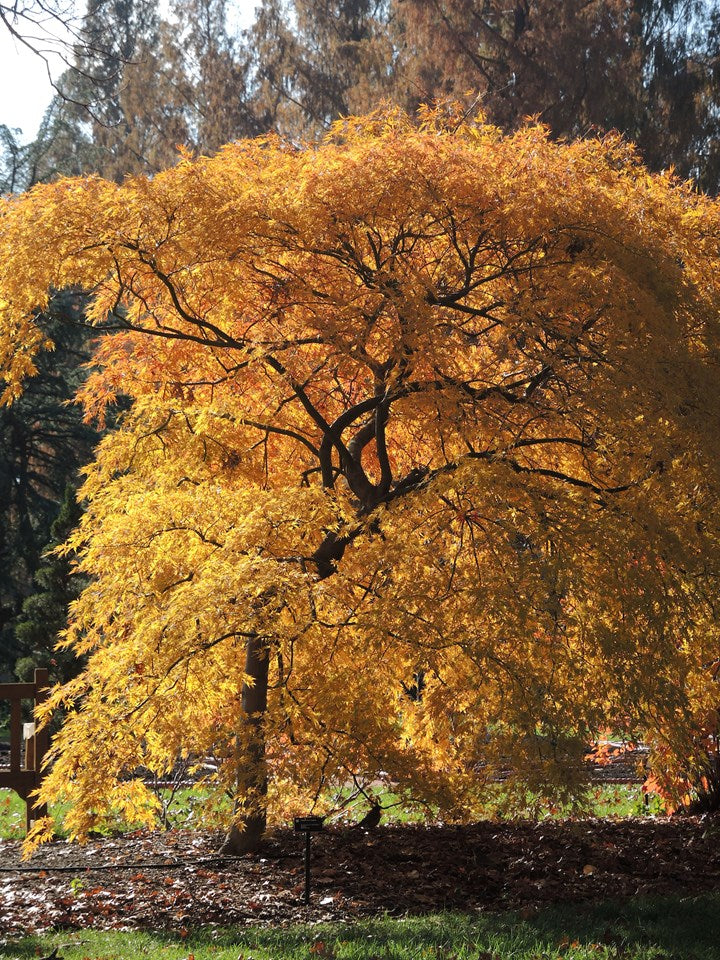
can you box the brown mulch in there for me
[1,816,719,936]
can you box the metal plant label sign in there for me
[294,815,325,904]
[294,816,325,833]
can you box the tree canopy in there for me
[1,108,720,850]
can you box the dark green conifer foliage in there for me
[15,483,86,686]
[0,294,99,681]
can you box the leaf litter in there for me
[0,816,718,936]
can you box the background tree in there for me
[250,0,394,137]
[8,0,718,187]
[16,0,270,182]
[0,125,28,193]
[32,0,172,181]
[167,0,265,150]
[1,108,719,852]
[0,294,99,682]
[15,482,86,688]
[392,0,720,192]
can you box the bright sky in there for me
[0,29,66,137]
[0,0,259,141]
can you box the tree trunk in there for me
[219,633,269,855]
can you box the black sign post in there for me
[294,816,324,905]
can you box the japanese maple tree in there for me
[1,106,720,852]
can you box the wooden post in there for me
[28,668,49,829]
[10,697,21,771]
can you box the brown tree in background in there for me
[249,0,394,137]
[6,0,717,188]
[392,0,720,191]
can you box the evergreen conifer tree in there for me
[14,484,86,687]
[0,296,99,681]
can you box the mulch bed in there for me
[1,815,720,936]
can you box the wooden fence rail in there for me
[0,668,49,831]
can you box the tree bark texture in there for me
[220,632,269,855]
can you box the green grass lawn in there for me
[0,781,663,840]
[2,894,718,959]
[0,789,32,838]
[0,788,70,840]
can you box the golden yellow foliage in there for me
[2,107,720,848]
